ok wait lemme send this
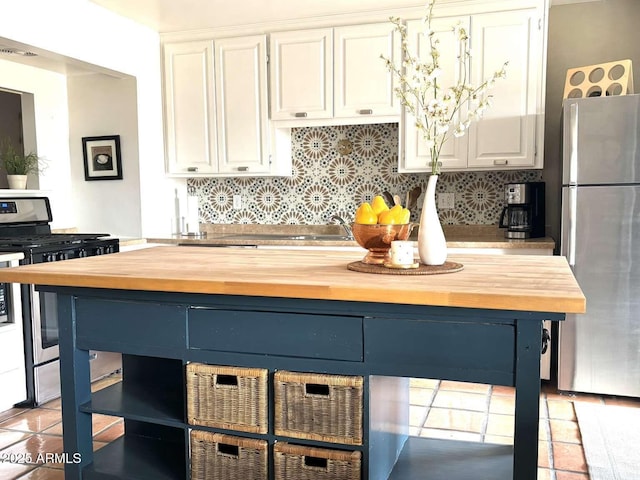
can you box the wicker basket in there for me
[274,442,361,480]
[186,363,268,434]
[274,371,363,445]
[190,430,267,480]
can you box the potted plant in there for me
[0,137,42,189]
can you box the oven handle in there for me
[28,286,59,365]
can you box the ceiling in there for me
[0,0,586,76]
[88,0,425,33]
[87,0,588,33]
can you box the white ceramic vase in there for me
[7,174,27,190]
[417,174,447,265]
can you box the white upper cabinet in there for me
[400,6,545,172]
[164,36,291,177]
[269,22,401,125]
[402,17,470,172]
[163,40,217,175]
[333,23,401,119]
[269,28,333,120]
[215,35,270,174]
[467,9,540,169]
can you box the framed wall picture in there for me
[82,135,123,181]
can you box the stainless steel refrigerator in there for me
[559,94,640,398]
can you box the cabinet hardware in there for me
[541,328,550,354]
[294,112,308,118]
[428,161,443,167]
[493,159,508,165]
[187,166,199,172]
[358,109,373,115]
[237,166,249,172]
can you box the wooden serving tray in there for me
[347,261,464,275]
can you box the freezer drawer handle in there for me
[541,328,550,354]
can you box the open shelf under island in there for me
[0,246,585,480]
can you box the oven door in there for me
[30,286,59,365]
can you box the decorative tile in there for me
[188,123,542,225]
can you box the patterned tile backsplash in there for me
[188,123,542,225]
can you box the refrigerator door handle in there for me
[566,186,578,267]
[568,102,579,185]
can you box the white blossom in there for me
[382,0,508,174]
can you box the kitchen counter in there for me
[147,224,556,251]
[0,247,582,312]
[0,248,583,480]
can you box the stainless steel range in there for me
[0,197,121,405]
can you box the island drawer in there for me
[186,363,268,434]
[274,371,363,445]
[365,318,515,380]
[274,442,361,480]
[190,430,267,480]
[75,298,187,351]
[188,308,363,361]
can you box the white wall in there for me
[0,60,73,228]
[0,0,184,237]
[67,75,142,236]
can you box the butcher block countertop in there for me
[0,246,584,314]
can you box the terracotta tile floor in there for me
[0,375,123,480]
[1,375,639,479]
[410,378,640,480]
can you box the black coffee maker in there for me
[499,182,545,239]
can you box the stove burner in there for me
[0,233,110,248]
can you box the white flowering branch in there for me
[382,0,508,175]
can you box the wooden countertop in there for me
[0,246,584,314]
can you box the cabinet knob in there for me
[187,166,199,172]
[493,160,508,166]
[358,109,373,115]
[294,112,308,118]
[237,166,249,172]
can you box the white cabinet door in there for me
[270,28,333,120]
[163,41,217,175]
[401,17,470,173]
[215,35,270,174]
[334,23,401,118]
[467,9,541,169]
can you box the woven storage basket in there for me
[190,430,267,480]
[186,363,268,434]
[274,442,361,480]
[274,371,363,445]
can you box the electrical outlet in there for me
[437,192,455,210]
[232,195,242,210]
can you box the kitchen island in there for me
[0,247,585,480]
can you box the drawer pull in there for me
[358,109,373,115]
[217,443,239,457]
[187,166,199,172]
[216,374,238,387]
[493,159,508,165]
[237,166,249,172]
[294,112,308,118]
[305,383,330,396]
[304,456,328,469]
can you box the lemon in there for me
[378,204,405,224]
[371,195,390,216]
[355,203,378,224]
